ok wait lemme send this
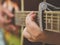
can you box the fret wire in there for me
[15,11,60,32]
[59,15,60,31]
[58,14,60,31]
[45,13,47,30]
[51,12,53,30]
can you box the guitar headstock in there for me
[38,1,60,33]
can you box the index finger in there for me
[2,7,14,17]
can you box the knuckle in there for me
[34,32,41,38]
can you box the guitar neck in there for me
[43,11,60,33]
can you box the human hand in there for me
[0,6,13,27]
[23,12,46,42]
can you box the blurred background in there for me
[1,0,60,45]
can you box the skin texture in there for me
[0,6,13,27]
[5,0,19,10]
[23,11,46,42]
[3,0,19,31]
[0,6,46,42]
[23,11,60,45]
[0,3,60,45]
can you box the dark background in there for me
[24,0,60,45]
[24,0,43,11]
[47,0,60,7]
[24,0,60,11]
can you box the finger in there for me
[0,15,5,23]
[4,19,11,24]
[27,24,40,37]
[0,16,6,27]
[28,11,34,16]
[26,14,41,38]
[26,14,36,25]
[23,27,37,42]
[30,14,36,21]
[26,12,36,24]
[2,7,14,17]
[29,11,36,18]
[0,15,12,25]
[8,24,16,31]
[25,27,41,42]
[23,27,32,39]
[26,13,37,26]
[26,11,35,19]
